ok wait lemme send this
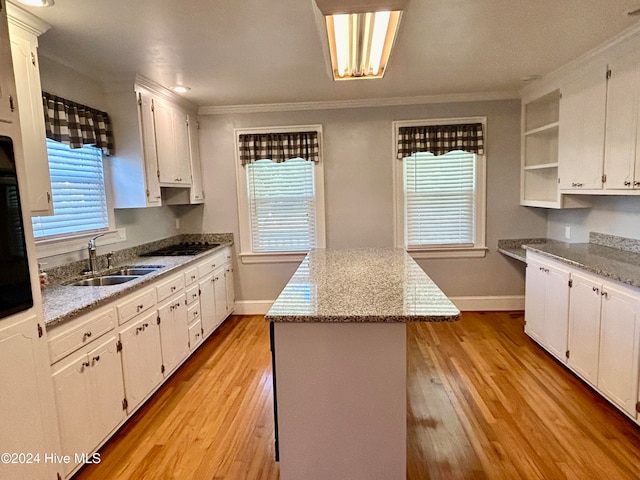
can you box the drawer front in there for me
[197,252,224,278]
[187,301,201,325]
[188,320,203,350]
[185,284,200,306]
[184,266,198,287]
[221,246,232,264]
[117,288,157,326]
[49,308,116,364]
[156,274,185,302]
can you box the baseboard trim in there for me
[234,296,525,316]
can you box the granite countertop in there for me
[265,247,460,323]
[43,239,232,328]
[497,238,559,263]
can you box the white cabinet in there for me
[119,309,163,413]
[157,292,189,376]
[213,265,227,327]
[558,63,608,191]
[524,254,570,361]
[199,271,217,338]
[567,271,603,386]
[154,97,191,186]
[603,50,640,190]
[0,314,59,480]
[597,282,640,417]
[6,4,52,215]
[0,0,16,124]
[52,335,125,476]
[187,113,204,203]
[224,262,235,317]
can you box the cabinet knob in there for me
[592,286,600,294]
[624,181,632,186]
[83,331,92,340]
[82,361,90,369]
[92,355,100,363]
[635,181,640,187]
[601,290,608,298]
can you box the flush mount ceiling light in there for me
[15,0,54,6]
[316,0,407,80]
[171,85,191,94]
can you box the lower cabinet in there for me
[157,292,189,376]
[52,334,125,476]
[525,251,640,422]
[119,309,164,413]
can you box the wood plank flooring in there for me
[73,312,640,480]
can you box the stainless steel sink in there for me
[112,267,162,276]
[69,275,140,286]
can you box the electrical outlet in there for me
[175,218,181,230]
[565,226,571,240]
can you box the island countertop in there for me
[265,247,460,323]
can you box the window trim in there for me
[234,125,326,264]
[392,117,487,259]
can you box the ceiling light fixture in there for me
[316,0,407,80]
[15,0,55,7]
[171,85,191,94]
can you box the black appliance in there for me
[0,135,33,320]
[140,242,221,257]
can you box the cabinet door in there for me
[524,259,546,344]
[173,108,191,184]
[153,97,177,184]
[138,92,162,206]
[213,267,227,328]
[8,31,52,215]
[558,64,607,190]
[89,336,126,444]
[199,272,217,337]
[158,293,189,376]
[543,265,570,361]
[225,264,234,316]
[597,283,640,416]
[119,310,163,412]
[0,314,58,480]
[0,2,16,124]
[187,113,204,203]
[567,272,602,386]
[604,52,640,190]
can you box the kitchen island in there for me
[266,248,460,480]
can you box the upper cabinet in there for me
[108,76,203,208]
[0,0,17,124]
[6,3,53,215]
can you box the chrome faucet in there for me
[88,233,106,273]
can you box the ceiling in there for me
[15,0,640,109]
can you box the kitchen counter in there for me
[497,238,558,263]
[266,247,460,323]
[42,235,232,328]
[266,248,459,480]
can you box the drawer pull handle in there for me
[592,286,600,294]
[82,361,90,368]
[83,331,92,340]
[191,275,196,280]
[137,304,144,312]
[601,291,608,298]
[92,355,100,363]
[171,286,176,292]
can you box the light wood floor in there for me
[73,312,640,480]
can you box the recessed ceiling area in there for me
[16,0,640,108]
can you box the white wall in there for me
[37,55,181,266]
[547,196,640,242]
[187,99,548,304]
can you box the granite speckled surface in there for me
[265,248,460,323]
[497,238,559,263]
[524,233,640,289]
[43,236,233,328]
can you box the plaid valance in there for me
[396,123,484,159]
[42,92,115,155]
[239,131,319,165]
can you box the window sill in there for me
[239,251,308,264]
[34,228,127,259]
[407,246,488,259]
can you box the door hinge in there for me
[157,316,161,325]
[602,173,607,184]
[566,350,570,359]
[9,95,15,112]
[636,401,640,413]
[568,279,573,288]
[161,365,165,374]
[606,69,612,80]
[47,191,51,204]
[37,323,43,338]
[151,99,154,112]
[122,398,128,410]
[137,93,142,106]
[116,340,122,352]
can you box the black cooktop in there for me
[140,242,221,256]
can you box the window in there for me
[235,126,325,262]
[32,139,109,239]
[393,118,486,258]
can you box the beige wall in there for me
[188,99,548,303]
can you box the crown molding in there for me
[6,1,51,38]
[135,74,198,113]
[198,90,519,115]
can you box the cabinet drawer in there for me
[156,274,185,302]
[197,252,224,278]
[221,246,233,264]
[117,288,157,326]
[49,308,116,365]
[185,284,200,306]
[184,266,198,287]
[187,301,200,325]
[188,320,203,350]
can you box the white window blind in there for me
[32,139,109,239]
[403,150,476,248]
[246,158,316,252]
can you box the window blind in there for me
[32,139,109,238]
[403,150,476,248]
[246,158,316,252]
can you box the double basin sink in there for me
[68,266,164,287]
